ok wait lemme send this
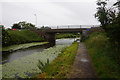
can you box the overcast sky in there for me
[0,0,117,28]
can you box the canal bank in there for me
[1,38,77,78]
[35,42,79,78]
[1,38,78,64]
[1,42,49,64]
[35,42,97,78]
[2,42,49,53]
[2,45,68,78]
[84,32,120,78]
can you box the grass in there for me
[5,30,44,46]
[84,32,120,78]
[2,42,49,52]
[35,42,79,78]
[56,33,80,39]
[2,45,67,78]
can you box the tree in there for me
[95,0,109,29]
[18,21,26,28]
[95,0,120,52]
[24,23,36,29]
[12,21,36,30]
[40,26,51,29]
[12,23,21,29]
[95,0,117,30]
[113,0,120,11]
[18,21,36,29]
[1,26,11,46]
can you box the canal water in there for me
[2,38,79,64]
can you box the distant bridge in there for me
[33,26,103,46]
[48,25,100,29]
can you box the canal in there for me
[2,38,79,64]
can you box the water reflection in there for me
[56,38,76,45]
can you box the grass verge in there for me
[8,30,44,42]
[36,42,79,78]
[3,30,44,47]
[84,32,120,78]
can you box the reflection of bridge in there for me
[33,26,104,46]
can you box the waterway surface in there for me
[2,38,79,64]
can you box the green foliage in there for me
[12,21,36,29]
[37,59,49,73]
[12,23,21,29]
[2,30,44,47]
[2,26,12,46]
[106,22,120,48]
[95,0,117,28]
[94,0,120,76]
[84,32,120,78]
[8,30,44,44]
[56,33,80,39]
[2,45,67,78]
[21,22,36,29]
[95,0,108,28]
[95,0,120,53]
[85,32,108,49]
[106,13,120,52]
[39,42,79,78]
[40,26,51,29]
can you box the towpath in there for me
[68,43,97,78]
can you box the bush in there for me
[37,59,49,73]
[84,32,120,78]
[2,26,12,47]
[36,42,79,78]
